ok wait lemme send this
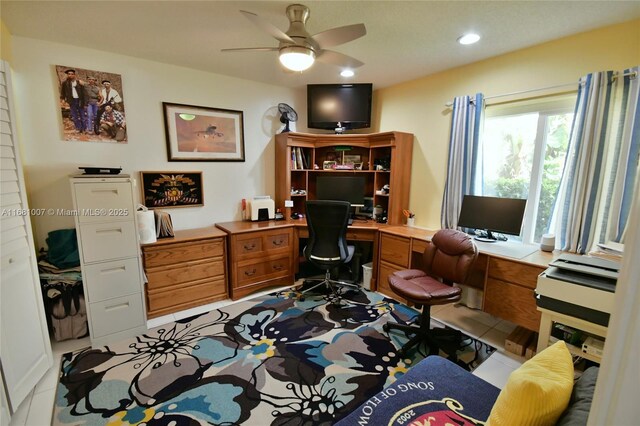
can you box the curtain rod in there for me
[444,82,576,107]
[444,70,638,107]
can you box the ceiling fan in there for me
[222,3,366,72]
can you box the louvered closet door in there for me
[0,60,52,414]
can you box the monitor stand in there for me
[474,229,498,243]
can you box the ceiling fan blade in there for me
[316,50,364,68]
[240,10,295,44]
[312,23,366,49]
[221,47,279,52]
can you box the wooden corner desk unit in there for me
[142,131,559,336]
[214,219,559,333]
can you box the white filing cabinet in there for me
[70,175,147,346]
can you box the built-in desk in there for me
[216,219,386,299]
[379,226,561,331]
[215,220,561,331]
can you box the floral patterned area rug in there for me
[53,288,494,425]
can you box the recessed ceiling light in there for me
[458,33,480,45]
[340,69,355,77]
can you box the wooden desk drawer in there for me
[377,260,405,300]
[146,257,225,289]
[484,278,541,331]
[488,258,544,289]
[147,277,226,315]
[380,233,410,267]
[143,238,224,267]
[265,232,290,251]
[235,255,291,287]
[235,235,263,255]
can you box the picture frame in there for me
[140,171,204,208]
[343,154,362,164]
[55,65,127,143]
[323,160,337,170]
[163,102,245,161]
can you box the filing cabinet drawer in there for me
[380,233,410,267]
[79,221,138,263]
[237,261,266,285]
[89,293,145,338]
[83,257,141,303]
[146,258,225,290]
[73,182,133,223]
[377,260,406,303]
[488,258,544,289]
[143,238,224,267]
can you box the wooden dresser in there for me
[141,226,228,318]
[215,221,295,300]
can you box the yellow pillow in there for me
[487,340,574,426]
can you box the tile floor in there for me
[10,288,524,425]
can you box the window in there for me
[479,95,576,244]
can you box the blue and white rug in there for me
[53,287,493,425]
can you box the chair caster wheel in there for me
[382,323,390,332]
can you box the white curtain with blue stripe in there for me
[555,67,639,253]
[441,93,485,229]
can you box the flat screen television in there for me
[457,195,527,242]
[307,83,372,130]
[316,176,366,207]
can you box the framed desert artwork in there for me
[55,65,127,143]
[140,171,204,208]
[162,102,245,161]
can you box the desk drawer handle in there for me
[243,243,256,251]
[272,264,284,271]
[244,268,257,276]
[272,239,284,246]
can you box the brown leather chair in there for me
[383,229,478,358]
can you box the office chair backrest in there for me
[423,229,478,285]
[304,200,351,269]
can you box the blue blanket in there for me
[336,355,500,425]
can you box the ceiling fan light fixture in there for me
[340,69,355,77]
[458,33,480,45]
[279,46,315,71]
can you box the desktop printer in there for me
[535,254,619,327]
[247,196,275,221]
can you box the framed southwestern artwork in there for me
[140,172,204,208]
[163,102,245,161]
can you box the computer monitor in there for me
[457,195,527,242]
[316,176,366,207]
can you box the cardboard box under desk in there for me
[505,326,535,356]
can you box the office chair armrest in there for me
[392,269,427,281]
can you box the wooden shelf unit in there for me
[275,131,414,225]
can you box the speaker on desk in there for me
[540,234,556,252]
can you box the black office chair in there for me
[300,200,360,302]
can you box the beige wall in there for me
[1,20,11,62]
[10,36,306,248]
[374,19,640,229]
